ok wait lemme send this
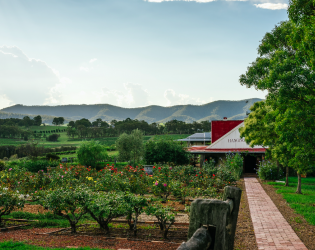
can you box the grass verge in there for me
[0,241,113,250]
[267,177,315,225]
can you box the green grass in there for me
[268,177,315,225]
[0,241,113,250]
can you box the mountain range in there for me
[0,98,263,124]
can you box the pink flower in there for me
[9,168,12,171]
[155,182,158,186]
[60,166,63,169]
[61,176,64,178]
[163,183,167,187]
[35,191,37,193]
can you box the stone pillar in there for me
[187,186,242,250]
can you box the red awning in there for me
[187,146,266,153]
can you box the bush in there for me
[46,153,60,161]
[144,138,189,165]
[43,186,91,233]
[47,134,59,142]
[145,203,176,239]
[257,160,282,180]
[25,160,59,172]
[77,141,108,168]
[0,160,5,171]
[0,187,25,227]
[9,154,18,161]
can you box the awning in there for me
[187,146,266,154]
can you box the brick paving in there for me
[245,177,308,250]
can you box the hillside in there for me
[0,98,262,123]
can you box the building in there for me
[187,120,266,173]
[177,132,211,147]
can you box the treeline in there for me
[0,115,42,127]
[0,144,77,160]
[66,118,212,138]
[0,125,66,140]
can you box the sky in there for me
[0,0,288,109]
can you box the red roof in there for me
[187,146,266,153]
[211,120,243,143]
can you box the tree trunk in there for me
[285,167,289,186]
[296,173,302,194]
[70,222,76,233]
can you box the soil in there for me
[259,180,315,250]
[233,179,258,250]
[0,179,258,249]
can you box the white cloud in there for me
[0,46,65,107]
[0,94,14,110]
[80,66,90,72]
[164,89,212,106]
[95,83,150,108]
[89,58,97,63]
[254,3,288,9]
[146,0,216,2]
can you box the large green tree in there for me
[240,19,315,193]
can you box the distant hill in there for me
[0,98,263,124]
[0,111,72,124]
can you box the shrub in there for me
[0,160,5,171]
[257,160,282,180]
[46,153,60,161]
[145,203,176,239]
[123,192,148,236]
[47,134,59,142]
[0,187,25,227]
[77,141,108,168]
[25,160,59,172]
[86,192,128,234]
[9,154,18,160]
[225,153,243,179]
[43,186,91,233]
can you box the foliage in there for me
[77,140,108,167]
[123,192,149,236]
[47,134,60,142]
[239,18,315,194]
[52,117,65,126]
[0,160,5,171]
[24,160,59,172]
[0,186,25,226]
[145,203,177,239]
[43,185,91,233]
[257,160,283,180]
[116,129,144,166]
[86,192,128,234]
[45,153,60,161]
[144,138,189,165]
[225,153,243,179]
[151,166,173,202]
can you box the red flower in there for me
[153,166,156,169]
[196,174,198,176]
[213,174,215,177]
[88,169,90,172]
[158,167,161,170]
[199,172,201,174]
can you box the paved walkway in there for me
[245,177,308,250]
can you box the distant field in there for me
[0,126,190,150]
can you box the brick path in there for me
[245,177,308,250]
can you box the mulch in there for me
[0,179,258,249]
[259,179,315,250]
[233,179,258,250]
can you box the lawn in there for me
[268,177,315,225]
[0,241,112,250]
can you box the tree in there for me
[58,117,65,126]
[68,121,75,128]
[239,20,315,193]
[116,129,144,166]
[22,116,33,127]
[33,115,42,126]
[77,140,108,167]
[144,138,189,165]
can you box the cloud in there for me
[89,58,97,63]
[0,94,14,110]
[146,0,216,2]
[254,3,288,9]
[164,89,212,106]
[95,83,150,108]
[0,46,65,108]
[80,66,90,72]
